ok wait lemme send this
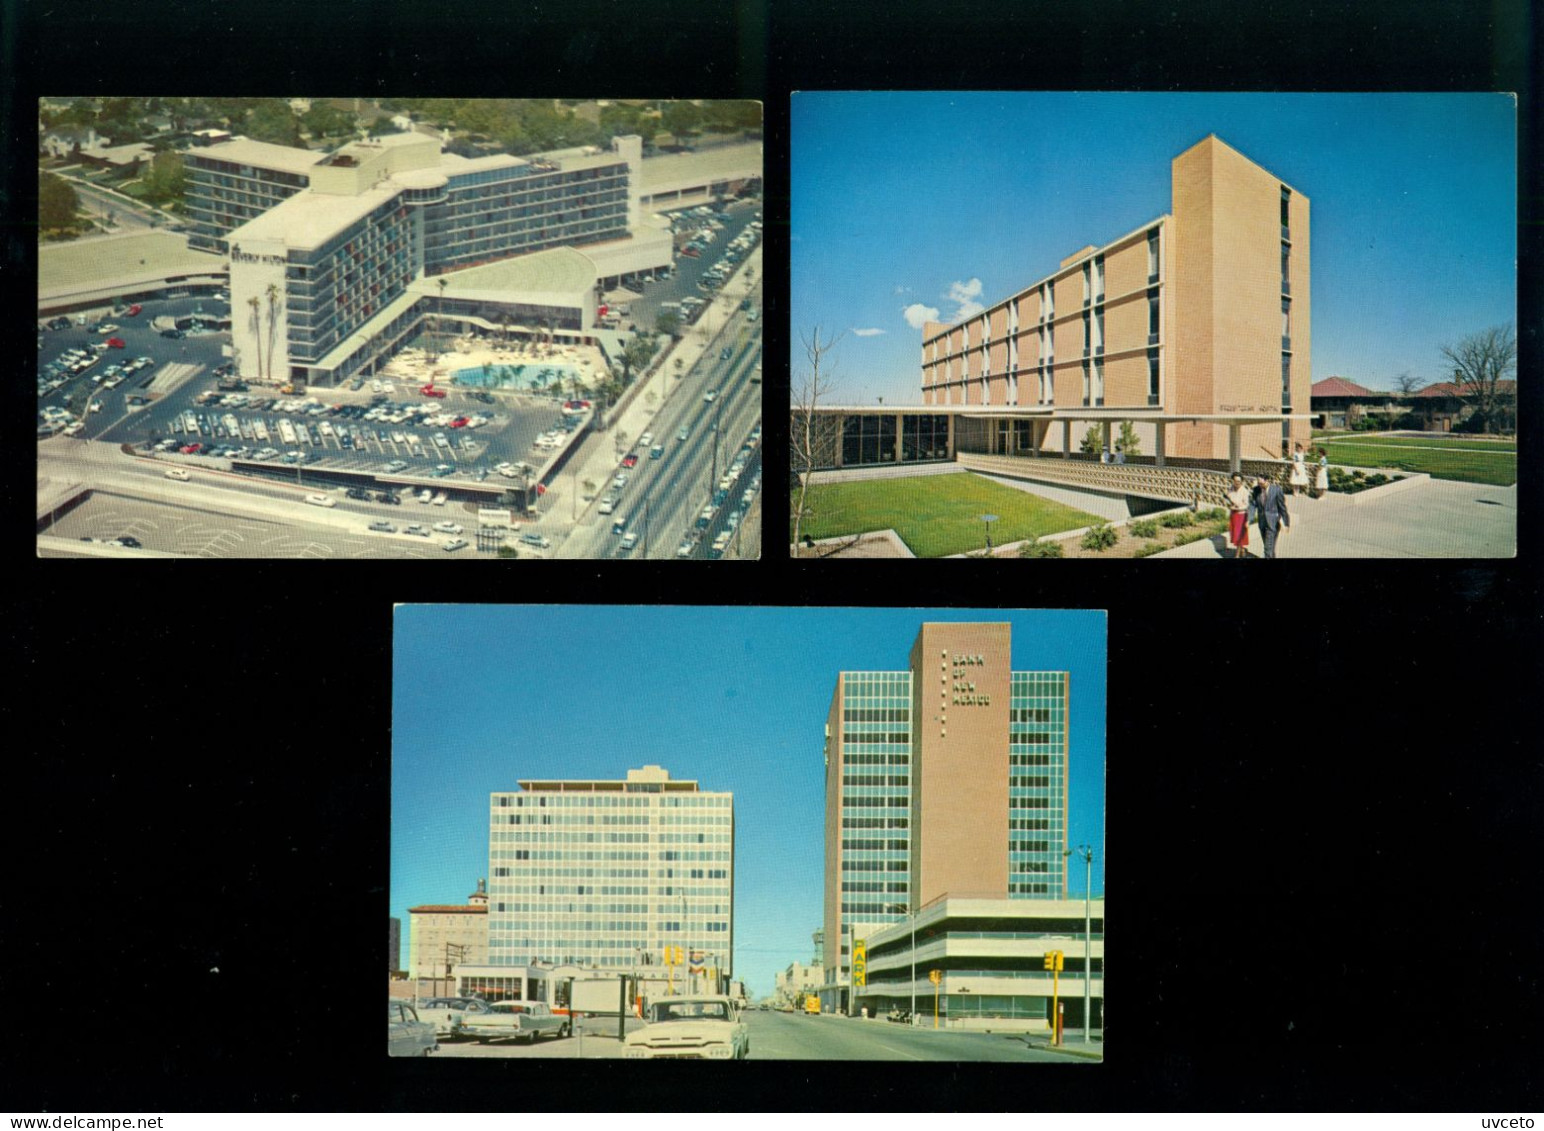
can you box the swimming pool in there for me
[454,362,585,392]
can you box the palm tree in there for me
[248,295,263,382]
[265,282,281,383]
[436,277,448,361]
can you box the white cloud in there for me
[902,303,940,330]
[948,277,985,321]
[852,327,886,337]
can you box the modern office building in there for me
[821,622,1070,1009]
[857,894,1103,1032]
[185,130,670,386]
[805,136,1311,490]
[406,877,490,982]
[486,765,734,977]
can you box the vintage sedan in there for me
[414,997,494,1038]
[388,1000,438,1057]
[454,999,570,1044]
[623,995,749,1060]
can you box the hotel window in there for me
[1281,242,1291,295]
[1147,228,1160,283]
[1281,354,1292,409]
[1093,254,1105,303]
[1147,348,1160,406]
[1281,186,1291,239]
[1082,312,1091,357]
[1094,307,1104,356]
[1082,262,1091,307]
[1148,289,1160,345]
[1081,362,1090,406]
[1281,298,1291,349]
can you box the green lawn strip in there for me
[1320,435,1515,452]
[1319,441,1516,486]
[796,474,1101,557]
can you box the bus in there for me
[804,995,820,1016]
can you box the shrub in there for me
[1158,511,1195,529]
[1080,524,1119,552]
[1128,519,1159,539]
[1365,473,1389,487]
[1020,539,1065,559]
[1172,529,1210,546]
[1196,507,1228,523]
[1132,542,1166,558]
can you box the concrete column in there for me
[1031,420,1040,458]
[1101,421,1112,457]
[1063,420,1072,458]
[834,414,844,469]
[895,414,904,463]
[1155,423,1167,467]
[1228,424,1241,473]
[947,413,956,459]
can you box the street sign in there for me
[853,940,867,987]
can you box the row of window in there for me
[496,794,730,808]
[842,838,911,851]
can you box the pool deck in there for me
[380,339,607,393]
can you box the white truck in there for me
[454,1000,570,1044]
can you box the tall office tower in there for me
[822,623,1069,978]
[913,134,1309,461]
[487,765,734,976]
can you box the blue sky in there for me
[391,606,1106,1000]
[791,91,1516,405]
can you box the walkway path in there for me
[1155,477,1515,558]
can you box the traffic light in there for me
[1043,950,1064,971]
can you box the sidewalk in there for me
[1023,1034,1104,1060]
[1155,476,1515,558]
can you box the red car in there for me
[180,443,202,455]
[106,337,127,349]
[621,453,640,469]
[680,247,700,258]
[421,385,446,398]
[126,304,143,316]
[449,416,468,428]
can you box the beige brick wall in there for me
[1104,352,1148,409]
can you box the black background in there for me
[5,0,1541,1113]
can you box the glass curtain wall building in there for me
[486,766,734,976]
[822,623,1070,1007]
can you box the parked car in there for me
[368,521,398,533]
[621,453,640,469]
[519,532,551,550]
[415,998,494,1038]
[442,538,469,552]
[388,1001,438,1058]
[454,1000,569,1044]
[304,494,336,508]
[433,521,464,535]
[623,996,748,1060]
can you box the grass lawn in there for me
[794,473,1101,557]
[1316,434,1515,452]
[1318,438,1517,486]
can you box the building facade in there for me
[406,878,489,981]
[918,135,1310,462]
[389,916,401,974]
[486,765,734,977]
[821,623,1069,1006]
[857,895,1103,1032]
[186,131,664,386]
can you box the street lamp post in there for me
[1067,844,1094,1041]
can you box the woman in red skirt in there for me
[1225,472,1252,559]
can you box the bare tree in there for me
[1392,370,1423,396]
[1440,323,1517,433]
[791,326,846,553]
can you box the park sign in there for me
[852,939,866,986]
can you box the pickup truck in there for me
[454,1000,570,1044]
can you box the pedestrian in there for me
[1314,448,1330,499]
[1225,472,1252,559]
[1114,445,1126,465]
[1289,442,1309,495]
[1252,472,1291,558]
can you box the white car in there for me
[623,996,748,1060]
[304,494,336,507]
[613,472,630,490]
[433,521,464,535]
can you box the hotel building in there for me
[405,877,489,982]
[821,623,1071,1008]
[484,765,734,977]
[808,136,1310,500]
[184,130,670,386]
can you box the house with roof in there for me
[1410,380,1518,432]
[1310,376,1395,429]
[41,126,105,159]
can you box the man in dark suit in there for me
[1252,473,1291,558]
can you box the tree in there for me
[247,296,264,380]
[1117,420,1141,458]
[244,100,301,146]
[38,173,80,231]
[1392,370,1423,396]
[655,310,681,338]
[791,327,847,552]
[1079,425,1102,456]
[661,101,703,146]
[1440,323,1516,433]
[303,103,356,140]
[619,332,657,383]
[140,150,185,207]
[265,284,283,382]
